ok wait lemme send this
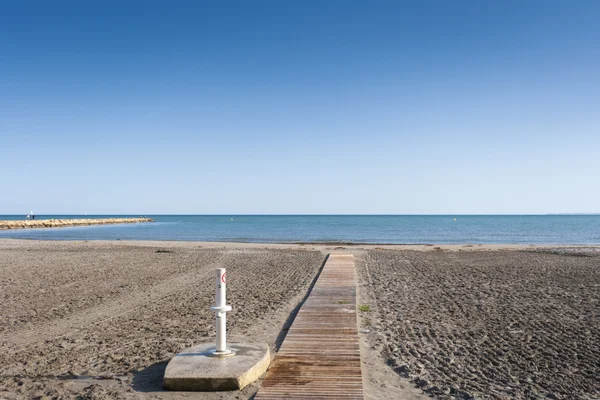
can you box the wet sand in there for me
[1,239,599,399]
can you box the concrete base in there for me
[163,342,270,391]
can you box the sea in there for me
[0,215,599,244]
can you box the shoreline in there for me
[1,238,599,252]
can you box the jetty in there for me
[0,217,153,230]
[255,253,364,399]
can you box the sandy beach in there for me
[1,240,599,399]
[0,240,325,399]
[357,249,600,399]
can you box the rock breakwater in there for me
[0,217,153,230]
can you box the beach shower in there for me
[209,268,234,357]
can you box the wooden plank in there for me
[255,253,364,399]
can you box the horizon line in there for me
[1,213,599,216]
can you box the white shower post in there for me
[209,268,234,356]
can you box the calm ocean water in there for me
[0,215,599,244]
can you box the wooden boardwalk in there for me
[255,253,364,400]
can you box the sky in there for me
[1,1,599,214]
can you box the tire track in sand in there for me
[0,257,227,351]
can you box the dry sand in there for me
[0,240,325,399]
[356,249,600,399]
[1,239,599,399]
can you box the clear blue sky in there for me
[1,1,599,214]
